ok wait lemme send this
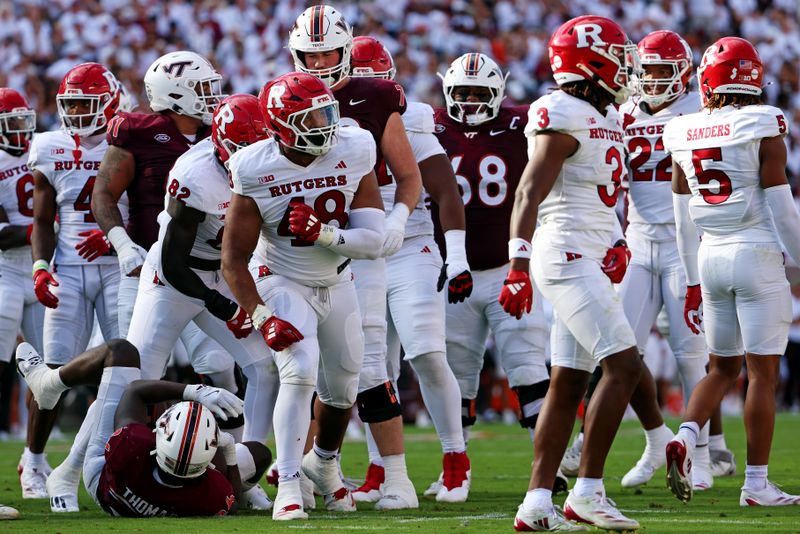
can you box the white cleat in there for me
[0,504,19,520]
[243,484,273,511]
[46,463,81,513]
[564,490,640,531]
[266,461,279,487]
[621,459,659,488]
[709,447,736,477]
[376,477,418,511]
[20,464,48,499]
[272,478,308,521]
[424,472,443,497]
[665,438,693,503]
[299,470,316,509]
[514,504,589,532]
[692,463,713,491]
[740,481,800,506]
[16,343,61,410]
[352,463,383,503]
[435,452,470,503]
[560,434,583,478]
[301,452,355,512]
[18,453,53,477]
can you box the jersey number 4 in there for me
[74,176,97,223]
[276,191,348,247]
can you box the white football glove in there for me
[108,226,147,276]
[183,384,244,421]
[216,431,238,465]
[381,204,410,257]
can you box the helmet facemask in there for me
[56,93,114,137]
[273,100,340,156]
[179,76,225,125]
[637,58,690,107]
[578,41,641,104]
[0,108,36,156]
[293,49,352,89]
[445,85,499,126]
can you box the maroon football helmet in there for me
[56,62,120,136]
[212,94,270,165]
[0,88,36,156]
[351,36,396,80]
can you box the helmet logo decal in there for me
[729,67,737,80]
[214,103,235,134]
[309,5,325,42]
[464,53,481,76]
[175,402,202,477]
[267,84,287,109]
[162,60,193,78]
[575,24,603,48]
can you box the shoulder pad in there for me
[524,92,586,136]
[746,105,789,139]
[402,101,435,134]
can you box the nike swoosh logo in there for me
[489,130,505,136]
[349,99,366,106]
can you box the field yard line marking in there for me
[641,518,784,526]
[396,512,511,523]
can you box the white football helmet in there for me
[153,401,218,479]
[144,51,225,125]
[439,53,508,125]
[288,5,353,88]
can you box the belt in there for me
[188,256,221,271]
[337,258,351,274]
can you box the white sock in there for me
[240,362,278,443]
[312,439,338,461]
[743,464,768,491]
[709,433,727,451]
[573,477,604,498]
[409,352,465,453]
[694,443,710,471]
[27,451,46,468]
[46,368,69,400]
[462,426,471,446]
[64,400,101,472]
[274,383,314,482]
[383,454,408,485]
[522,488,552,511]
[364,424,383,466]
[677,422,700,451]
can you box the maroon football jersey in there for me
[333,77,406,184]
[106,112,209,249]
[97,423,235,517]
[433,106,529,270]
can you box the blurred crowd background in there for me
[1,0,800,437]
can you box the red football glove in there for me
[288,202,322,242]
[226,306,253,339]
[602,239,631,284]
[437,265,474,304]
[259,316,304,352]
[33,269,59,308]
[684,284,703,335]
[75,229,111,261]
[498,269,533,319]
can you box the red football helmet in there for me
[351,36,396,80]
[697,37,763,103]
[548,15,640,104]
[212,94,270,165]
[259,72,340,156]
[0,88,36,156]
[56,62,120,137]
[637,31,692,107]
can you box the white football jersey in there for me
[0,148,34,262]
[28,130,117,265]
[157,139,228,261]
[380,101,442,239]
[229,126,377,286]
[622,93,701,239]
[663,104,787,246]
[525,91,626,258]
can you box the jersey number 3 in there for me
[597,147,623,207]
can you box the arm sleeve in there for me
[672,192,701,286]
[323,207,384,260]
[765,184,800,266]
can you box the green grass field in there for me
[2,415,800,533]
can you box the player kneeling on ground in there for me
[16,339,270,516]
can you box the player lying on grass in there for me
[16,338,271,516]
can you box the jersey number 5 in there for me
[277,191,348,247]
[692,147,731,205]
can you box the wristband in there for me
[508,238,532,260]
[316,224,338,247]
[107,226,133,251]
[32,259,49,277]
[386,203,410,228]
[444,229,467,265]
[251,303,273,330]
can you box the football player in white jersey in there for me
[348,35,472,507]
[502,16,642,531]
[24,63,122,505]
[223,72,384,520]
[123,94,276,508]
[665,37,800,507]
[613,31,715,490]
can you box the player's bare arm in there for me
[161,197,209,300]
[671,160,691,194]
[381,112,422,211]
[420,153,465,232]
[30,170,56,262]
[509,131,577,273]
[221,192,264,317]
[91,145,134,233]
[0,205,29,250]
[351,169,383,211]
[759,135,789,188]
[114,380,189,428]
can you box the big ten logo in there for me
[51,148,65,155]
[258,175,275,184]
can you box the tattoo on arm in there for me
[93,146,134,233]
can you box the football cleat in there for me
[709,447,736,477]
[46,462,81,513]
[424,472,443,496]
[323,487,356,512]
[20,464,48,499]
[665,438,693,503]
[18,452,53,476]
[301,452,355,512]
[352,463,384,503]
[436,451,470,503]
[16,342,62,410]
[299,470,316,509]
[563,490,640,531]
[0,504,19,520]
[243,484,273,511]
[514,504,589,532]
[376,476,418,510]
[266,461,279,487]
[691,446,713,491]
[560,433,583,477]
[272,478,308,521]
[740,481,800,506]
[553,469,569,496]
[621,459,659,488]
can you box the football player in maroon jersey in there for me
[15,338,270,517]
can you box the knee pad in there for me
[461,398,476,427]
[356,381,402,423]
[513,379,550,429]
